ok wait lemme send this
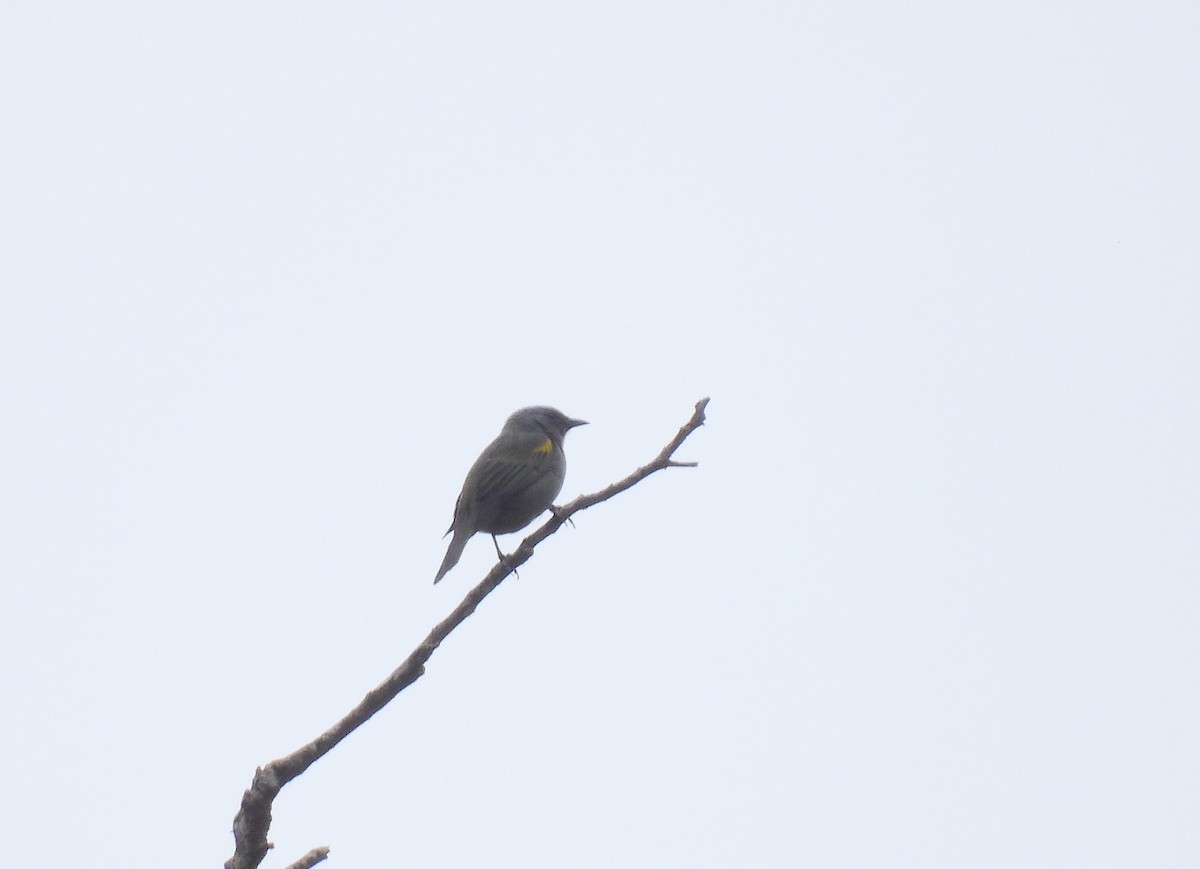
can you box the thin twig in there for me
[282,847,330,869]
[224,397,708,869]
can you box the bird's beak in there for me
[566,417,588,430]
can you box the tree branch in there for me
[224,397,708,869]
[282,848,329,869]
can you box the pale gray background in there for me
[2,3,1197,867]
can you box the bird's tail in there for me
[434,528,471,584]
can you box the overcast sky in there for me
[3,3,1197,867]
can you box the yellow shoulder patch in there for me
[533,438,554,454]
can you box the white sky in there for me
[3,3,1197,867]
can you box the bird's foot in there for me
[492,535,520,578]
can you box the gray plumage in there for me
[434,406,587,583]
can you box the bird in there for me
[434,406,587,583]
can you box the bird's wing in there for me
[472,452,553,511]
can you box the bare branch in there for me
[224,397,708,869]
[282,848,330,869]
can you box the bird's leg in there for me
[492,534,519,578]
[549,504,575,528]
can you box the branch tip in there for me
[283,847,331,869]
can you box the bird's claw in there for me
[550,504,575,528]
[492,535,520,578]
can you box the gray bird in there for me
[434,406,587,583]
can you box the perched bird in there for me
[434,406,587,583]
